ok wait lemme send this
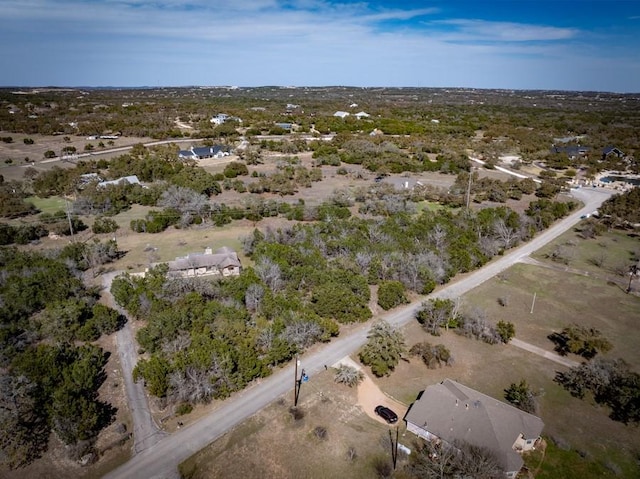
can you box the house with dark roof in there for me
[178,145,231,160]
[274,122,293,131]
[550,144,590,158]
[405,379,544,478]
[602,146,624,160]
[166,247,241,278]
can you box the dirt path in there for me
[102,272,167,454]
[333,357,408,424]
[510,338,579,369]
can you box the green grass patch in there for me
[415,200,456,213]
[525,439,638,479]
[25,195,67,214]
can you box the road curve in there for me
[103,187,612,479]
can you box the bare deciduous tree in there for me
[493,218,519,249]
[255,257,283,292]
[281,320,322,350]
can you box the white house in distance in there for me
[405,379,544,478]
[355,111,370,119]
[210,113,242,125]
[210,113,229,125]
[333,111,350,119]
[166,247,241,278]
[178,145,231,160]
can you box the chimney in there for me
[205,247,212,255]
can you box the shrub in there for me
[377,280,408,310]
[334,364,364,387]
[223,161,249,178]
[504,380,537,414]
[496,321,515,343]
[313,426,327,440]
[175,403,193,416]
[409,341,453,368]
[92,217,120,234]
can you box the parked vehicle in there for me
[375,405,398,423]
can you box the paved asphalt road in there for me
[103,187,612,479]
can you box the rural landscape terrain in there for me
[0,86,639,479]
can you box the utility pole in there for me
[293,356,299,406]
[293,357,306,407]
[465,170,472,209]
[389,427,399,470]
[530,292,537,314]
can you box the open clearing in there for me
[180,227,640,479]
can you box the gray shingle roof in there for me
[167,247,241,271]
[405,379,544,473]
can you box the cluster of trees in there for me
[598,187,640,226]
[246,162,323,196]
[110,265,338,403]
[114,198,557,400]
[409,341,453,369]
[0,179,38,218]
[556,358,640,424]
[415,298,514,345]
[0,248,123,467]
[548,324,613,359]
[0,222,48,245]
[405,438,503,479]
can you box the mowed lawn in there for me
[180,227,640,479]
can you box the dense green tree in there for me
[377,280,408,310]
[504,379,537,414]
[92,216,119,234]
[556,358,640,424]
[359,320,405,377]
[133,355,172,397]
[496,321,515,343]
[551,324,613,359]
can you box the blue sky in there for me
[1,0,639,92]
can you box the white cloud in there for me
[434,19,579,42]
[0,0,637,91]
